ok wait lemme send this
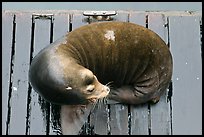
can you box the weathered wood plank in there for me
[148,13,171,135]
[8,13,32,135]
[72,13,111,135]
[29,16,52,135]
[66,13,89,135]
[72,13,88,30]
[109,11,129,135]
[2,12,13,135]
[129,12,149,135]
[49,13,69,135]
[90,103,109,135]
[109,104,129,135]
[53,13,69,41]
[130,104,149,134]
[169,16,202,135]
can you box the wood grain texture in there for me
[108,11,129,135]
[2,12,13,135]
[169,16,202,135]
[8,13,32,135]
[29,16,52,135]
[129,12,149,135]
[148,13,171,135]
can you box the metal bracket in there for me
[83,11,117,22]
[32,14,53,20]
[83,11,117,16]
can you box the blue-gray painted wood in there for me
[148,13,171,135]
[109,104,129,135]
[53,13,69,41]
[130,104,149,135]
[169,16,202,135]
[129,12,149,135]
[8,13,32,135]
[2,12,13,135]
[90,103,109,135]
[29,16,52,135]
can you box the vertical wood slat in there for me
[68,13,89,135]
[148,13,171,135]
[2,12,13,135]
[129,12,149,135]
[8,13,32,135]
[29,16,52,135]
[49,13,69,135]
[109,11,129,135]
[169,16,202,135]
[71,13,110,135]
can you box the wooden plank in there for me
[49,13,69,135]
[60,13,89,135]
[72,13,88,30]
[148,13,171,135]
[169,16,202,135]
[90,103,109,135]
[129,12,149,135]
[130,104,149,134]
[52,13,69,41]
[109,11,129,135]
[29,16,52,135]
[8,13,32,135]
[2,12,13,135]
[72,13,110,135]
[109,104,129,135]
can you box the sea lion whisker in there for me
[105,81,114,87]
[91,100,98,113]
[98,98,103,110]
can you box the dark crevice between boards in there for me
[127,13,131,135]
[127,13,130,23]
[166,17,173,135]
[128,105,131,135]
[146,14,151,135]
[167,81,173,135]
[69,14,73,32]
[107,104,111,135]
[165,17,170,48]
[26,15,35,135]
[6,14,16,135]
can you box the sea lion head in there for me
[29,51,110,105]
[63,68,110,104]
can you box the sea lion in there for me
[28,21,173,134]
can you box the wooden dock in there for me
[2,10,202,135]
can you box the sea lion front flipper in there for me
[107,83,158,105]
[60,104,93,135]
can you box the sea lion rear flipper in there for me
[60,104,93,135]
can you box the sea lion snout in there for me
[104,86,110,93]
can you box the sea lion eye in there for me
[86,85,95,93]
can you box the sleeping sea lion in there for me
[28,21,173,134]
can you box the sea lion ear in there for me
[66,86,72,90]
